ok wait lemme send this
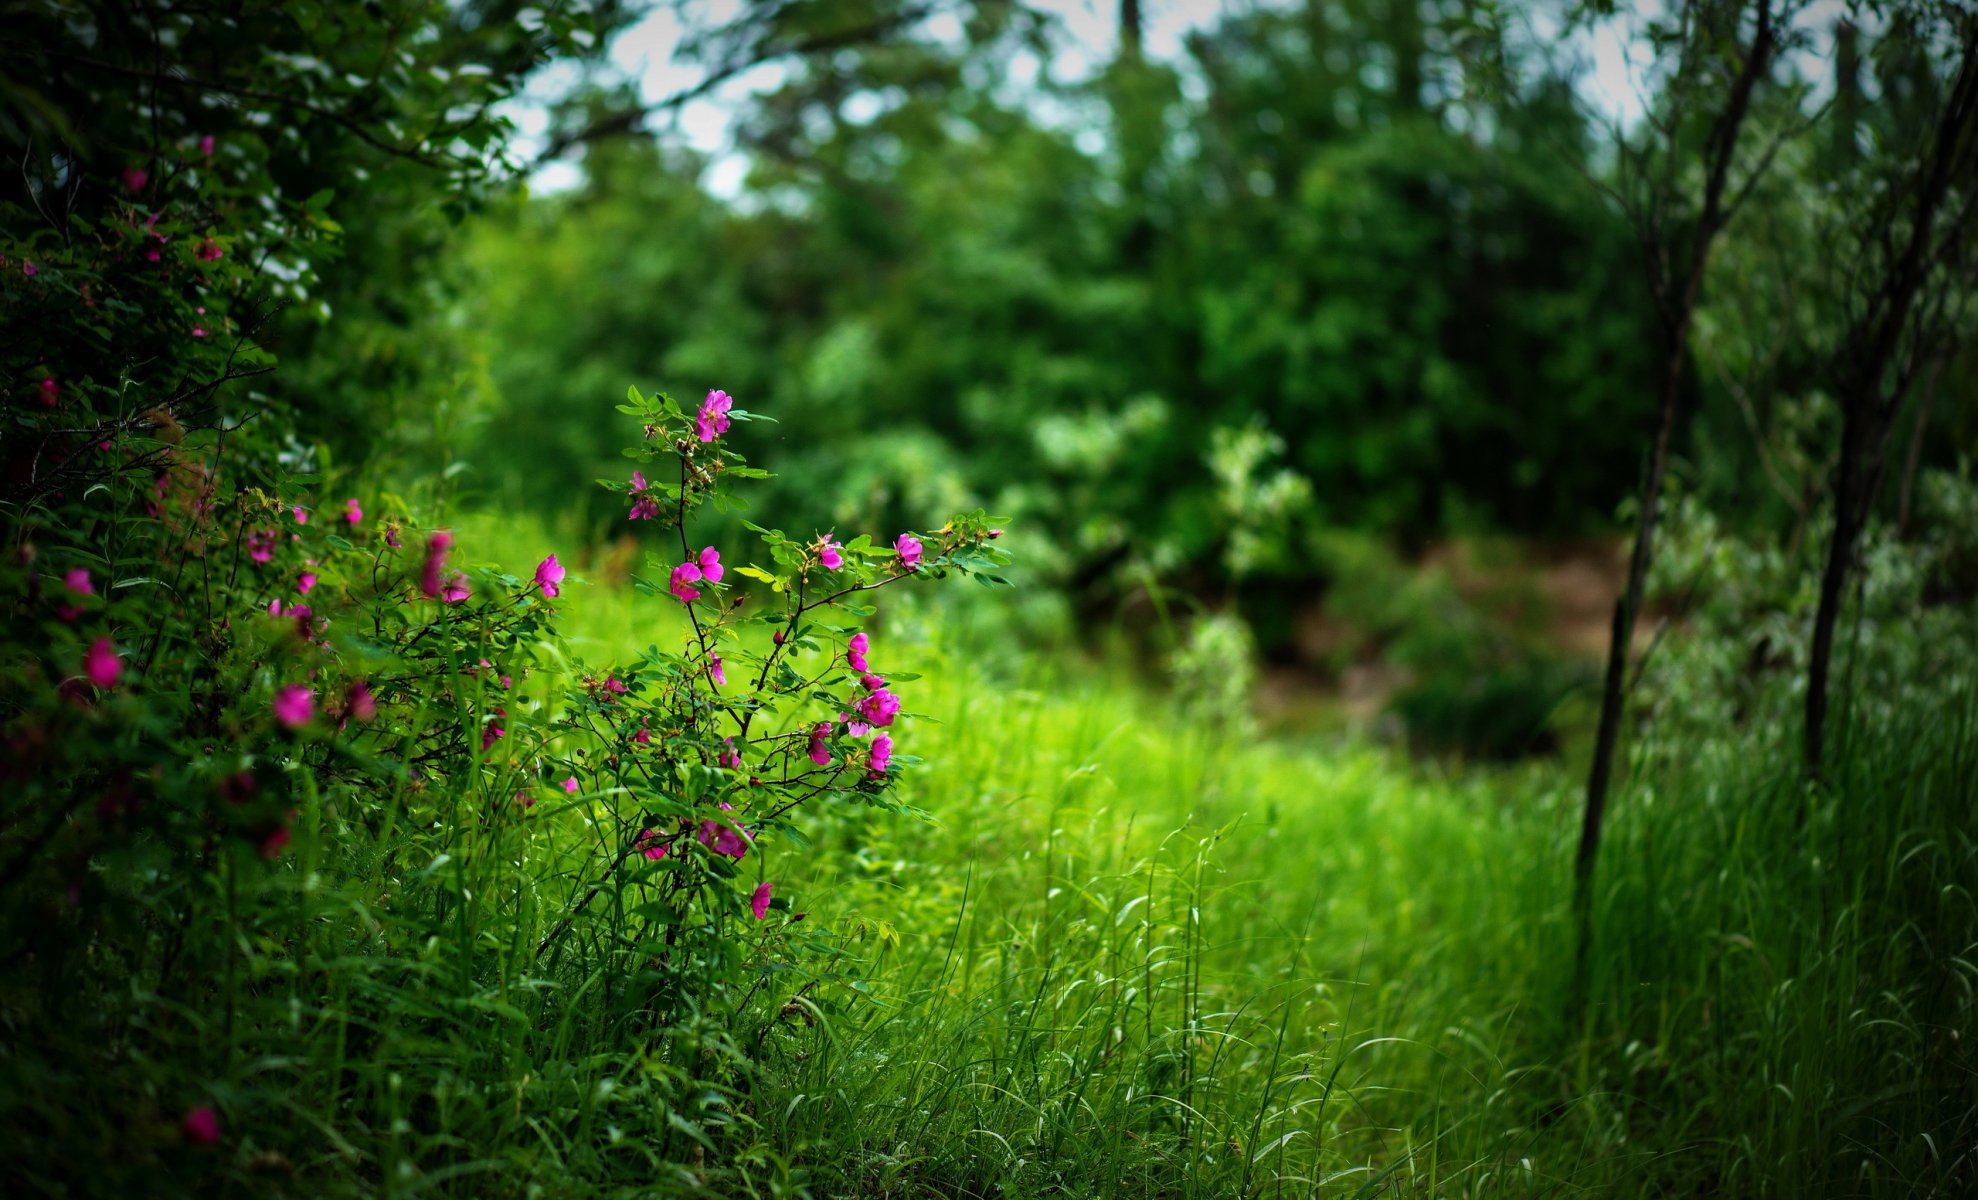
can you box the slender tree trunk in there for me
[1571,0,1776,1021]
[1805,29,1978,777]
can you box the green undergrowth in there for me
[454,514,1977,1197]
[7,510,1970,1198]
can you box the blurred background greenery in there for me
[314,0,1968,765]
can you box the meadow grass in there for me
[432,514,1977,1197]
[8,517,1968,1198]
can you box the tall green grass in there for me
[9,512,1969,1197]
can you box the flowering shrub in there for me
[528,384,1010,1021]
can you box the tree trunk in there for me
[1571,0,1776,1021]
[1804,28,1978,777]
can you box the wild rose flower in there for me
[841,711,872,737]
[195,237,224,262]
[22,261,37,277]
[625,470,656,521]
[344,498,363,526]
[248,528,276,563]
[65,568,92,596]
[348,680,376,723]
[86,638,120,688]
[181,1106,220,1146]
[697,811,751,859]
[440,572,471,603]
[868,732,893,776]
[198,134,215,157]
[807,721,833,766]
[895,533,923,570]
[859,672,885,691]
[817,538,844,570]
[291,506,307,525]
[385,525,401,549]
[751,882,774,919]
[535,553,565,598]
[847,632,869,672]
[561,777,579,794]
[671,547,721,601]
[38,377,57,407]
[633,722,651,745]
[669,561,702,602]
[420,531,451,598]
[481,714,505,752]
[516,791,536,809]
[298,572,317,595]
[719,736,741,769]
[602,677,627,696]
[273,685,313,728]
[709,652,726,686]
[695,389,733,442]
[121,166,148,192]
[636,828,668,861]
[857,687,902,728]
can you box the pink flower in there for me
[85,638,121,688]
[808,721,833,766]
[671,547,722,601]
[180,1106,220,1146]
[190,324,208,338]
[669,561,702,602]
[247,528,275,563]
[634,723,652,745]
[348,680,376,723]
[260,825,290,859]
[847,632,869,672]
[121,166,148,192]
[859,672,886,690]
[195,237,224,262]
[516,791,536,809]
[627,471,658,520]
[37,377,57,407]
[273,685,313,728]
[697,811,751,859]
[868,732,894,776]
[344,498,363,526]
[421,532,452,598]
[298,572,317,595]
[481,710,505,751]
[535,553,565,598]
[895,533,923,570]
[602,677,627,696]
[560,777,579,794]
[709,652,726,686]
[695,389,733,442]
[636,828,668,861]
[198,134,215,157]
[440,573,471,603]
[385,526,401,549]
[21,261,37,277]
[818,539,844,570]
[841,711,871,737]
[64,568,93,597]
[856,687,902,728]
[719,736,741,769]
[291,506,307,525]
[751,882,773,919]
